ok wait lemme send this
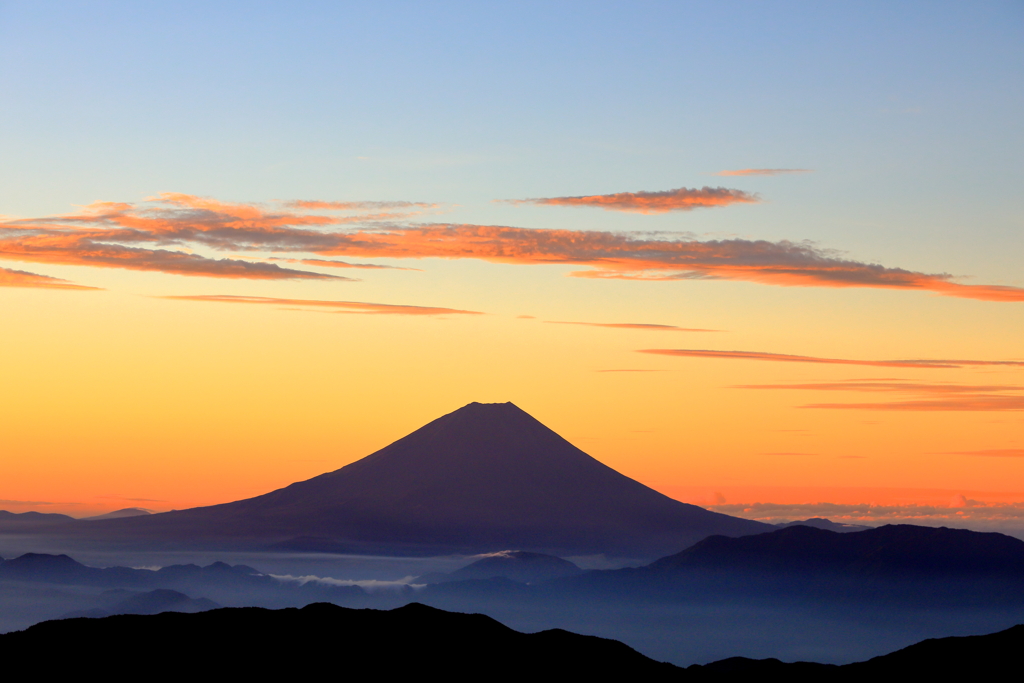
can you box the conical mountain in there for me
[96,402,769,557]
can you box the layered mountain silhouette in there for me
[60,589,220,619]
[3,601,1019,677]
[85,402,769,557]
[561,524,1024,607]
[0,510,75,531]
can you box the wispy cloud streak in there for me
[547,321,718,332]
[639,349,1024,369]
[0,266,99,290]
[505,187,758,213]
[160,295,483,316]
[733,378,1024,412]
[938,449,1024,457]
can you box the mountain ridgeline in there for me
[87,402,768,557]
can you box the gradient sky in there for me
[1,1,1022,528]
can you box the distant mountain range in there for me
[80,507,153,521]
[3,601,1019,677]
[73,402,770,558]
[60,589,220,619]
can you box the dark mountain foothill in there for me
[0,602,682,678]
[79,402,770,558]
[687,624,1024,679]
[3,602,1020,678]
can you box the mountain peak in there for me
[92,402,770,557]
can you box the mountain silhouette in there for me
[552,524,1024,608]
[650,524,1024,575]
[81,507,153,521]
[90,402,769,557]
[688,624,1024,678]
[1,602,681,677]
[0,510,75,531]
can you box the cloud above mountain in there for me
[546,321,718,332]
[0,266,99,290]
[639,349,1024,369]
[2,194,1023,302]
[159,295,483,316]
[504,186,758,213]
[733,378,1024,411]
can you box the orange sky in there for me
[2,5,1021,531]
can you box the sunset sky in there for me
[1,2,1022,530]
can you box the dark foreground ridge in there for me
[2,602,1019,679]
[83,402,769,557]
[0,602,680,678]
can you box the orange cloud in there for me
[639,349,1024,369]
[804,397,1024,411]
[318,225,1024,302]
[4,195,1023,301]
[715,169,812,176]
[735,381,1024,393]
[546,321,719,332]
[159,295,483,316]
[296,258,420,271]
[505,186,758,213]
[0,266,99,290]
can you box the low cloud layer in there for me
[734,378,1024,411]
[640,349,1024,369]
[547,321,718,332]
[710,500,1024,534]
[160,294,483,316]
[505,186,758,213]
[715,169,812,176]
[3,194,1023,302]
[0,266,98,290]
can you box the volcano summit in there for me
[86,402,768,558]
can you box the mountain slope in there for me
[92,402,768,557]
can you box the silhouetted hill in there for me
[687,624,1024,679]
[81,507,152,521]
[651,524,1024,576]
[547,524,1024,608]
[89,402,769,557]
[417,550,583,585]
[1,602,681,677]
